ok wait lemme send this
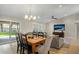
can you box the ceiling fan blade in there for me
[51,16,57,19]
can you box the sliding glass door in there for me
[0,23,10,38]
[0,21,20,38]
[10,23,19,38]
[0,21,20,44]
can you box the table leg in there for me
[32,44,36,54]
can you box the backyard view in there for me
[0,32,15,37]
[0,23,17,38]
[0,21,19,44]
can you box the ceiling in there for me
[0,4,79,23]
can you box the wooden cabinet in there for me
[53,31,64,38]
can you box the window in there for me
[3,24,10,32]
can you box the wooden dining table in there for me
[27,37,45,53]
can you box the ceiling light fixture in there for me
[24,5,39,21]
[33,16,36,20]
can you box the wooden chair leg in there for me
[48,51,49,54]
[20,47,23,54]
[22,48,25,54]
[17,45,19,53]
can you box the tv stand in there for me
[53,31,64,38]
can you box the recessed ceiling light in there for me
[59,5,63,8]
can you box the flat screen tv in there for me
[54,24,65,30]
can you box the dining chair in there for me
[32,32,38,37]
[50,35,64,49]
[27,35,33,39]
[16,33,32,54]
[36,35,54,54]
[38,32,44,37]
[16,33,20,53]
[16,33,24,54]
[22,34,32,54]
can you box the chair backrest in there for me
[16,33,20,45]
[18,33,23,43]
[43,32,47,38]
[32,32,38,36]
[16,33,28,46]
[43,35,54,53]
[24,34,29,43]
[50,35,59,48]
[38,32,45,38]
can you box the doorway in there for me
[0,21,20,44]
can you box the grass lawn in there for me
[0,32,16,37]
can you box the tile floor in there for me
[0,38,79,54]
[0,42,17,54]
[49,44,79,54]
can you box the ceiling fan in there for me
[51,16,57,20]
[47,16,57,22]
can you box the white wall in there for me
[62,15,76,39]
[20,20,46,33]
[61,13,79,45]
[45,19,64,35]
[61,13,79,40]
[44,13,79,45]
[45,13,79,40]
